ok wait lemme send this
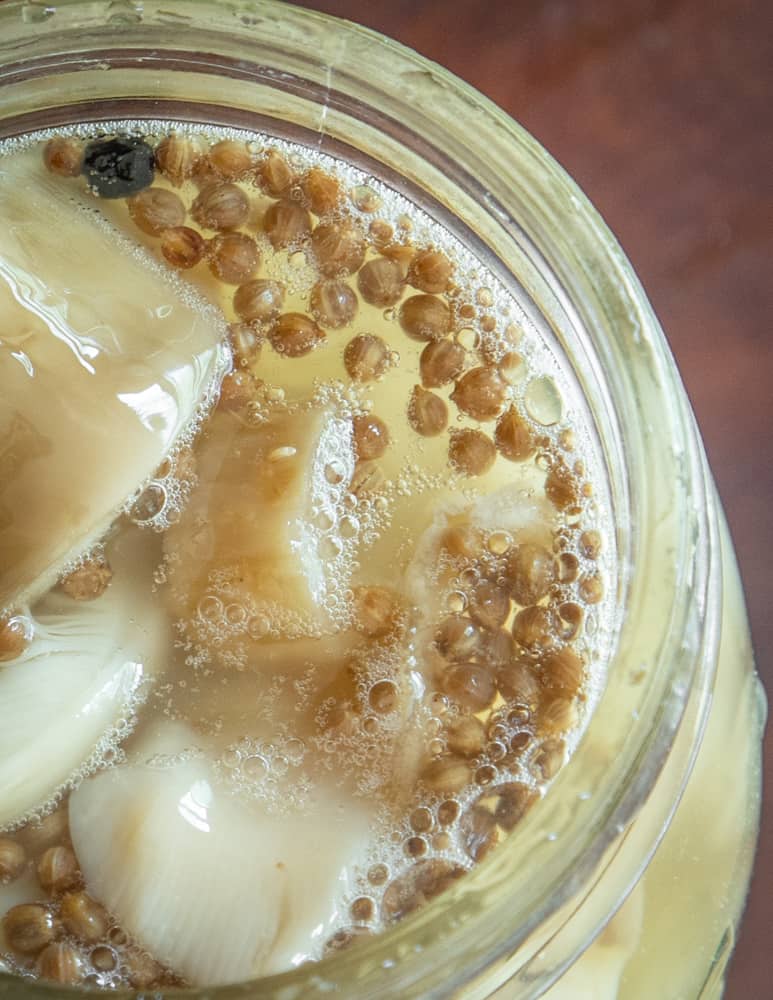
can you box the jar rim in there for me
[0,2,719,997]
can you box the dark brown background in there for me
[290,0,772,994]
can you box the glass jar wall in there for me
[0,2,763,997]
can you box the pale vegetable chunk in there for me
[0,150,227,612]
[0,532,166,828]
[69,725,372,985]
[164,405,355,639]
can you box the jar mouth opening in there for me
[0,2,719,998]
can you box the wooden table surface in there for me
[292,1,772,995]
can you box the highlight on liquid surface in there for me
[0,125,613,990]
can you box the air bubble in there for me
[340,516,359,538]
[325,462,346,485]
[410,807,433,833]
[318,536,343,558]
[243,756,268,781]
[437,800,459,826]
[446,590,467,613]
[368,864,389,886]
[198,595,223,622]
[405,836,427,858]
[248,615,270,639]
[456,327,478,350]
[130,481,167,522]
[486,531,511,555]
[524,376,563,426]
[351,185,381,213]
[225,603,247,625]
[222,748,242,769]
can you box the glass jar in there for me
[0,2,764,997]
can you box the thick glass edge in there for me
[0,2,719,997]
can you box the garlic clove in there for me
[163,405,355,649]
[69,724,372,986]
[0,529,167,829]
[0,149,227,614]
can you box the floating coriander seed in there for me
[59,891,109,943]
[350,896,375,923]
[494,782,537,831]
[544,461,580,510]
[437,799,460,826]
[540,647,584,699]
[43,137,83,177]
[408,248,453,294]
[217,370,260,410]
[445,715,486,757]
[155,134,202,187]
[0,838,25,883]
[420,339,465,387]
[161,226,205,269]
[451,367,507,421]
[208,138,254,179]
[380,242,416,274]
[37,845,80,895]
[263,200,312,249]
[435,615,480,661]
[228,322,263,367]
[191,182,249,231]
[524,375,563,426]
[343,333,389,382]
[408,386,448,437]
[497,659,542,711]
[537,695,576,736]
[405,836,427,858]
[350,184,381,213]
[468,579,510,630]
[233,278,285,323]
[485,629,517,671]
[60,556,113,601]
[270,313,325,357]
[0,614,31,661]
[579,572,605,604]
[368,219,394,249]
[2,903,60,954]
[301,167,341,215]
[533,738,566,780]
[310,279,358,328]
[349,459,384,497]
[127,187,185,236]
[448,428,496,477]
[399,293,452,341]
[421,755,470,794]
[507,543,556,606]
[82,136,155,199]
[557,601,585,642]
[36,941,85,985]
[495,406,535,461]
[352,414,390,460]
[207,232,260,284]
[258,149,295,196]
[443,662,497,712]
[558,552,580,585]
[311,221,366,277]
[498,351,525,385]
[353,585,400,638]
[460,804,498,861]
[358,257,405,307]
[512,605,555,651]
[580,529,603,559]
